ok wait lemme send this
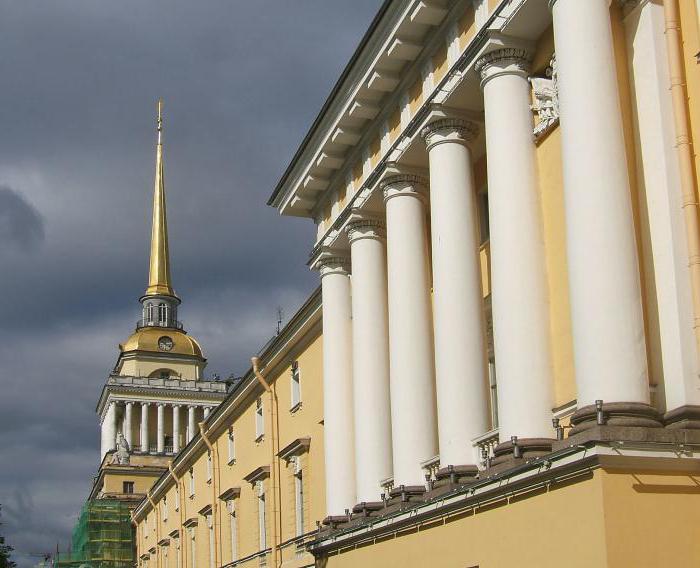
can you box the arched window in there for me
[158,303,168,325]
[146,303,154,324]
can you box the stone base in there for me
[322,515,350,529]
[388,485,426,505]
[570,402,662,434]
[351,501,384,518]
[435,464,479,484]
[553,423,700,450]
[492,438,554,464]
[664,405,700,430]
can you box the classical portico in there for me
[266,0,700,521]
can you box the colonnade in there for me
[316,0,659,518]
[100,400,215,460]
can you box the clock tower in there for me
[90,101,227,508]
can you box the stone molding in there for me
[381,174,429,204]
[475,48,532,87]
[420,118,480,150]
[315,255,351,276]
[346,218,386,243]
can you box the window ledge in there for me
[290,401,303,414]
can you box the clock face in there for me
[158,336,174,352]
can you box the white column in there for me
[382,175,438,487]
[141,402,150,453]
[550,0,652,413]
[203,407,211,419]
[622,0,700,423]
[187,405,196,443]
[316,252,356,516]
[157,403,165,454]
[477,49,555,443]
[347,218,393,503]
[421,118,489,468]
[124,402,134,448]
[173,405,181,453]
[100,401,117,460]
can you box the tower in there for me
[91,100,227,506]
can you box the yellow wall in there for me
[135,329,324,568]
[321,468,700,568]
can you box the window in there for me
[294,461,304,537]
[158,303,168,325]
[257,482,266,550]
[188,528,196,568]
[227,428,235,464]
[227,500,238,562]
[174,485,179,511]
[162,496,168,521]
[174,535,181,568]
[489,360,499,428]
[291,361,301,410]
[188,468,195,497]
[123,481,134,494]
[478,191,490,245]
[159,371,169,380]
[206,450,212,483]
[146,303,154,324]
[206,514,215,568]
[255,398,264,440]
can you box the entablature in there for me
[271,0,556,254]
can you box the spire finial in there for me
[144,98,176,298]
[157,98,163,144]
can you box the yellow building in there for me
[130,0,700,566]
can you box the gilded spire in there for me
[145,99,176,297]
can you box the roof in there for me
[120,327,204,359]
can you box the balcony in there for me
[136,318,184,331]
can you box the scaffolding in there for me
[56,500,135,568]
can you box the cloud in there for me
[0,186,45,252]
[0,1,384,565]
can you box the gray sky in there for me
[0,2,382,564]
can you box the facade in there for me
[131,0,700,567]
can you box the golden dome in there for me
[120,327,204,359]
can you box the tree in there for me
[0,506,16,568]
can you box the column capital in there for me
[421,118,480,151]
[346,217,386,243]
[315,254,351,277]
[381,174,429,204]
[125,401,134,407]
[475,48,532,88]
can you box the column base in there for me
[570,402,662,435]
[322,515,351,529]
[435,464,479,484]
[664,405,700,430]
[388,485,426,505]
[351,501,384,519]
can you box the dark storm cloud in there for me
[0,2,383,565]
[0,186,45,252]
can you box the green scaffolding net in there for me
[56,500,135,568]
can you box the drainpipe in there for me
[168,463,185,566]
[664,0,700,364]
[147,491,161,568]
[199,422,221,568]
[252,356,281,568]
